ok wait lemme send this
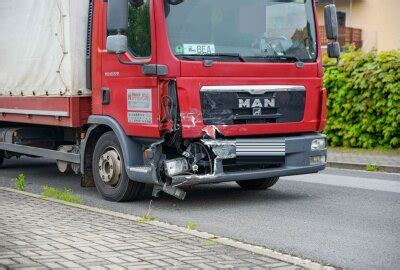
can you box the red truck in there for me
[0,0,340,201]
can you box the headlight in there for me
[311,139,326,151]
[164,158,189,177]
[309,155,327,165]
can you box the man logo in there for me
[253,108,262,116]
[238,98,276,109]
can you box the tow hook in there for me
[152,184,186,200]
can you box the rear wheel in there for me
[92,132,144,202]
[236,177,279,190]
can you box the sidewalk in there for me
[328,149,400,173]
[0,188,330,270]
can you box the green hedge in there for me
[323,50,400,149]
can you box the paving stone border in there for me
[0,187,334,270]
[327,150,400,173]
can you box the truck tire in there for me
[92,131,144,202]
[236,177,279,190]
[0,151,4,168]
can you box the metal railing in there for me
[319,26,363,49]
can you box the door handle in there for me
[102,88,110,105]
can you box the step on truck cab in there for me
[0,0,340,201]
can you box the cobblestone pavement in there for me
[0,189,301,269]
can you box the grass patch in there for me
[13,174,26,191]
[365,164,380,172]
[187,222,197,230]
[204,238,217,245]
[136,216,156,222]
[40,186,84,204]
[136,200,156,222]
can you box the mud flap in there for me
[81,174,96,188]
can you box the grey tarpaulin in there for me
[0,0,91,97]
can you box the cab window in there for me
[127,0,151,57]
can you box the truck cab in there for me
[0,0,340,201]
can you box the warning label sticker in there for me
[127,89,152,111]
[128,112,152,124]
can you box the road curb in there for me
[327,161,400,174]
[0,187,335,270]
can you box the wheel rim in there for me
[98,147,122,187]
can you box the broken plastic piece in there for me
[152,185,163,198]
[163,184,186,200]
[201,139,236,159]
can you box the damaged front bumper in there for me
[171,133,327,186]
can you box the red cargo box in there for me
[0,97,91,127]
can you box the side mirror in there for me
[324,4,340,64]
[107,0,128,54]
[327,41,340,59]
[324,4,339,40]
[107,0,128,33]
[107,35,128,54]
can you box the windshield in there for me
[164,0,317,62]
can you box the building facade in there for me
[317,0,400,52]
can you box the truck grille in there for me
[200,85,306,125]
[236,139,286,157]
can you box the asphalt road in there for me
[1,157,399,269]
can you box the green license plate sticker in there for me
[176,44,216,55]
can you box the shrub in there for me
[323,49,400,149]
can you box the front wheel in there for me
[236,177,279,190]
[92,132,144,202]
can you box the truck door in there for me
[101,0,160,138]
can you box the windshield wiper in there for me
[175,53,305,67]
[176,53,246,62]
[243,55,304,68]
